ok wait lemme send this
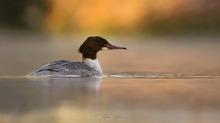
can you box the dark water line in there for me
[0,72,220,79]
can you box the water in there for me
[1,76,220,123]
[1,35,220,123]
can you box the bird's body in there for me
[27,59,102,77]
[27,36,126,77]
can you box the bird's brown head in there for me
[79,36,126,59]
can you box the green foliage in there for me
[140,12,220,35]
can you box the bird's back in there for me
[27,60,101,77]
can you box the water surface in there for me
[0,75,220,123]
[0,35,220,123]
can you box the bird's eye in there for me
[101,41,104,44]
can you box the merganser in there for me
[27,36,126,77]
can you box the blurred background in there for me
[0,0,220,76]
[0,0,220,35]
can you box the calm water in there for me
[0,35,220,123]
[1,76,220,123]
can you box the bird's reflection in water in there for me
[0,77,102,114]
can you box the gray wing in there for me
[37,60,72,72]
[27,60,98,76]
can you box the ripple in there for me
[105,73,220,79]
[0,73,219,79]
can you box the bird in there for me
[27,36,127,77]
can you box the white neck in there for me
[83,58,102,74]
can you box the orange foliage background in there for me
[45,0,220,33]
